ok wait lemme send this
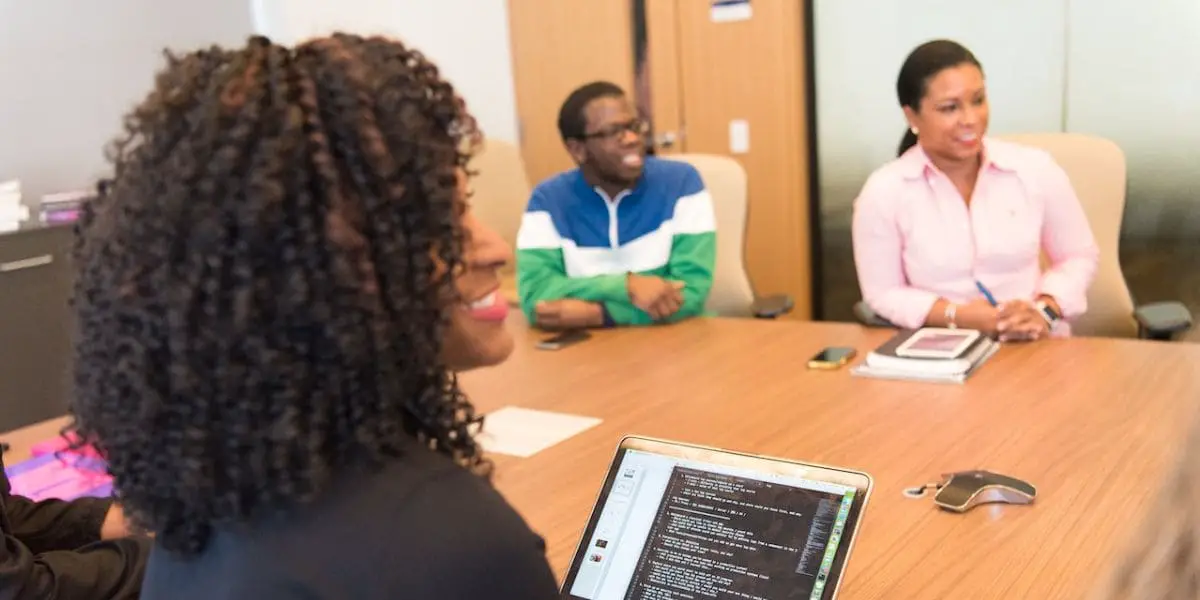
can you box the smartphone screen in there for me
[810,346,856,365]
[536,329,592,350]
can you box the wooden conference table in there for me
[6,316,1200,598]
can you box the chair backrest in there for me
[468,138,532,252]
[665,154,755,317]
[997,133,1136,338]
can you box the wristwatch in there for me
[1035,300,1062,327]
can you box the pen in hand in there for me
[975,280,998,307]
[977,280,1028,340]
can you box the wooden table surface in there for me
[6,316,1199,599]
[462,317,1200,599]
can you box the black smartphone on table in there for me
[536,329,592,351]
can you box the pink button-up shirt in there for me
[852,138,1099,331]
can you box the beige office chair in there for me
[666,154,792,318]
[854,133,1192,340]
[468,138,531,305]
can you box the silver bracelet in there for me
[944,303,958,329]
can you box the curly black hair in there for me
[68,33,488,556]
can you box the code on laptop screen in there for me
[567,451,859,600]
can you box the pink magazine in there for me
[30,434,103,461]
[5,453,112,501]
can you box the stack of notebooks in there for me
[851,327,999,384]
[0,180,29,232]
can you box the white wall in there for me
[252,0,520,144]
[0,0,254,204]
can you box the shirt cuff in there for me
[597,274,631,304]
[870,289,940,330]
[1038,274,1086,319]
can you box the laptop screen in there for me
[562,438,871,600]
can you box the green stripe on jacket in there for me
[517,231,716,326]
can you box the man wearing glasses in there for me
[516,81,716,330]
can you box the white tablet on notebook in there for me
[894,327,980,359]
[560,436,873,600]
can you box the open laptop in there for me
[561,437,873,600]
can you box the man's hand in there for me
[997,300,1049,342]
[627,274,685,320]
[535,299,604,330]
[648,284,684,320]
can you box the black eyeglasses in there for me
[580,119,649,141]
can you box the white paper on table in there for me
[477,407,601,458]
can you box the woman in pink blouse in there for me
[852,40,1099,341]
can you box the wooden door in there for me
[506,0,635,187]
[643,0,683,156]
[667,0,813,319]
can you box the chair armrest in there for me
[853,301,896,328]
[1134,301,1193,341]
[751,294,794,319]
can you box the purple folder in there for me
[5,452,113,501]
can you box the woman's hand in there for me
[956,299,1001,336]
[997,300,1050,342]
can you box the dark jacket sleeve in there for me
[0,454,149,599]
[6,495,111,554]
[0,534,150,600]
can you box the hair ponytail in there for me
[895,40,982,157]
[897,128,918,157]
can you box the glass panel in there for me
[1065,0,1200,341]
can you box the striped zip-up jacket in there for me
[515,157,716,325]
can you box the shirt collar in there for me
[571,166,644,203]
[898,137,1016,179]
[593,187,632,204]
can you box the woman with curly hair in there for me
[68,33,557,598]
